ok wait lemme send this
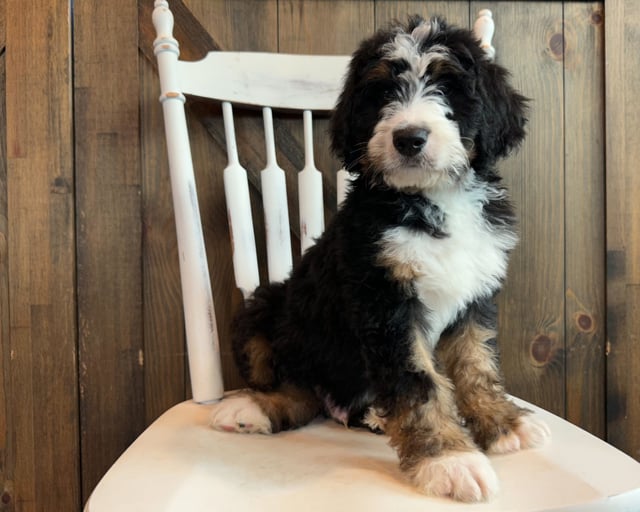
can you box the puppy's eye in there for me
[445,112,455,120]
[389,59,409,77]
[363,79,395,101]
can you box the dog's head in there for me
[331,16,528,191]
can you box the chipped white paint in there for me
[222,101,260,298]
[298,110,324,254]
[153,0,223,403]
[177,53,350,111]
[261,107,293,282]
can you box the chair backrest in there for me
[151,0,496,404]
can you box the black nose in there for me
[392,127,429,157]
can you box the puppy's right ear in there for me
[329,82,352,168]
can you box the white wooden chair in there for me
[84,2,640,510]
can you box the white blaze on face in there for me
[368,95,468,190]
[368,27,469,191]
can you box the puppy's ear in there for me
[331,26,397,171]
[473,62,528,168]
[329,79,354,170]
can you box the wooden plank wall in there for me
[606,0,640,462]
[2,2,80,512]
[74,1,144,501]
[1,1,638,510]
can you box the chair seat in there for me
[85,396,640,511]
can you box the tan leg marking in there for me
[437,321,549,452]
[385,340,497,501]
[241,334,275,389]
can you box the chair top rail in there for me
[177,52,351,111]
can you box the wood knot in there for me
[530,334,554,366]
[549,33,565,59]
[591,10,603,25]
[575,312,595,333]
[51,176,71,194]
[1,492,10,504]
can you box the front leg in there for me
[381,330,499,502]
[436,303,550,454]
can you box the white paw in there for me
[209,394,272,434]
[488,415,551,454]
[412,450,498,502]
[515,414,551,449]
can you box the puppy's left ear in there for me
[473,61,528,168]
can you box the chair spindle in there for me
[261,107,293,282]
[152,0,223,402]
[298,110,324,254]
[221,101,260,298]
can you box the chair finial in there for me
[473,9,496,62]
[152,1,179,56]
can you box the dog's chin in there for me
[382,164,462,192]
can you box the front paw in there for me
[410,450,499,502]
[487,414,551,455]
[209,393,272,434]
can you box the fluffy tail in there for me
[232,283,286,390]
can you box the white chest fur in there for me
[379,179,517,347]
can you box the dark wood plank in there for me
[74,0,144,501]
[187,0,278,52]
[0,0,4,49]
[279,0,373,53]
[4,0,79,510]
[605,0,640,460]
[563,2,605,438]
[375,1,470,28]
[0,0,11,507]
[470,2,566,415]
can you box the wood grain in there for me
[471,2,566,416]
[563,2,605,438]
[375,1,470,28]
[0,0,11,506]
[4,0,79,510]
[187,0,278,52]
[605,0,640,461]
[74,0,144,501]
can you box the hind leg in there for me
[210,383,321,434]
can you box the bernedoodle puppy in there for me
[210,15,550,502]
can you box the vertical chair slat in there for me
[261,107,293,282]
[222,102,260,298]
[152,0,223,402]
[298,110,324,254]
